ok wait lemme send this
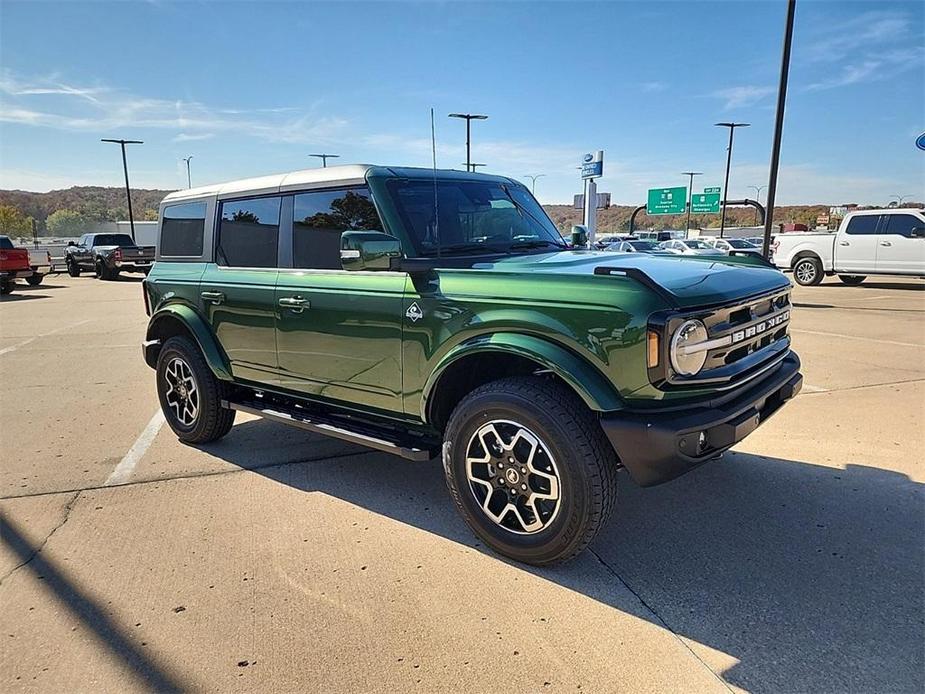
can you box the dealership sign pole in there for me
[580,151,603,245]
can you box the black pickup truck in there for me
[65,233,155,280]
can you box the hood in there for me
[469,250,790,308]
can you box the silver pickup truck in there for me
[65,232,156,280]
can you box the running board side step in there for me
[221,399,435,462]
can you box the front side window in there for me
[292,187,383,269]
[884,214,924,237]
[845,215,879,235]
[217,196,281,268]
[684,239,711,249]
[385,178,565,257]
[161,202,206,257]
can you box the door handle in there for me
[279,296,309,313]
[838,241,850,246]
[200,291,225,304]
[879,241,892,247]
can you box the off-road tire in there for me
[793,256,824,286]
[443,376,618,566]
[66,258,80,277]
[838,275,866,286]
[156,336,235,444]
[26,274,43,286]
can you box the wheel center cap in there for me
[505,468,520,485]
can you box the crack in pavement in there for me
[588,548,734,693]
[0,490,82,585]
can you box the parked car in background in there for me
[606,240,673,255]
[0,236,33,295]
[705,238,763,257]
[594,233,636,249]
[65,232,156,280]
[26,248,53,286]
[658,239,725,256]
[635,230,678,242]
[772,209,925,285]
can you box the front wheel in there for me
[793,256,824,286]
[156,336,235,444]
[443,376,618,566]
[66,258,80,277]
[838,275,866,285]
[26,273,43,286]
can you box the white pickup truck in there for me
[772,209,925,285]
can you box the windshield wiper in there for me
[509,239,566,250]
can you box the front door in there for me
[837,214,880,274]
[875,212,925,275]
[275,187,404,414]
[200,195,282,386]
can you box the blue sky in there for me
[1,0,922,204]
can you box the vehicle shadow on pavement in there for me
[206,419,924,693]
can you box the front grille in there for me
[664,288,792,389]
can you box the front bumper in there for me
[601,353,802,487]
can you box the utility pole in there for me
[748,185,766,225]
[524,174,546,195]
[763,0,796,257]
[309,153,340,167]
[715,122,749,237]
[682,171,702,233]
[182,156,193,188]
[448,113,488,172]
[101,138,143,241]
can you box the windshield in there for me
[727,239,756,248]
[684,239,712,249]
[629,241,659,251]
[93,234,135,246]
[385,178,565,257]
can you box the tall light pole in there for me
[763,0,796,257]
[681,171,702,233]
[748,185,766,225]
[182,156,193,189]
[448,113,488,173]
[524,174,546,196]
[309,153,339,167]
[101,138,143,241]
[715,122,750,237]
[890,194,913,207]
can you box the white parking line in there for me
[104,410,165,486]
[0,319,93,356]
[790,328,922,348]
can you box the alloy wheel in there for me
[164,357,199,426]
[795,260,816,284]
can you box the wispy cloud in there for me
[806,11,912,63]
[711,85,775,109]
[641,81,667,93]
[805,47,924,91]
[172,132,215,142]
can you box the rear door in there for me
[875,212,925,275]
[74,234,94,269]
[274,187,404,414]
[199,195,281,386]
[836,214,880,273]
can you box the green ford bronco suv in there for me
[143,165,802,565]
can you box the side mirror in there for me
[67,241,76,247]
[570,225,588,249]
[910,226,925,238]
[341,230,401,271]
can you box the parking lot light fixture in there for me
[749,185,766,225]
[466,163,487,172]
[524,174,546,195]
[101,138,143,241]
[182,156,193,188]
[448,113,488,172]
[309,153,340,168]
[682,171,702,232]
[714,122,750,237]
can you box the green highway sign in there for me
[647,186,687,215]
[691,191,721,214]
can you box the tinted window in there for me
[845,215,879,235]
[161,202,206,256]
[217,196,280,267]
[92,234,136,246]
[0,236,13,250]
[884,214,924,237]
[292,188,383,269]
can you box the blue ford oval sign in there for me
[583,153,594,163]
[917,132,925,151]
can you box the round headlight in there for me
[670,319,708,376]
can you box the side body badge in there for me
[405,302,424,322]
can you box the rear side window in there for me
[217,196,281,268]
[883,214,923,237]
[844,215,880,235]
[292,187,383,269]
[161,202,206,257]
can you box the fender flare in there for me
[422,332,624,423]
[146,303,233,381]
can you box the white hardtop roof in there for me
[161,164,374,203]
[848,207,924,215]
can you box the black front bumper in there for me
[601,353,802,487]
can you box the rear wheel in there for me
[0,280,14,295]
[26,273,43,286]
[156,336,235,444]
[838,275,866,285]
[95,261,117,281]
[793,256,823,286]
[443,376,618,566]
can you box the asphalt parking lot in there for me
[1,272,922,693]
